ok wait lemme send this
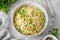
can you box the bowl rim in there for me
[11,1,48,37]
[43,35,58,40]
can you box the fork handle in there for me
[45,0,55,21]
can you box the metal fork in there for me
[44,0,55,21]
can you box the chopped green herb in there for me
[19,10,27,19]
[19,10,25,16]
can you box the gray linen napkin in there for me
[0,25,11,40]
[0,25,24,40]
[0,11,12,40]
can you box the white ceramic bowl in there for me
[43,35,58,40]
[11,2,48,37]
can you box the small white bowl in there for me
[43,35,58,40]
[11,1,48,37]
